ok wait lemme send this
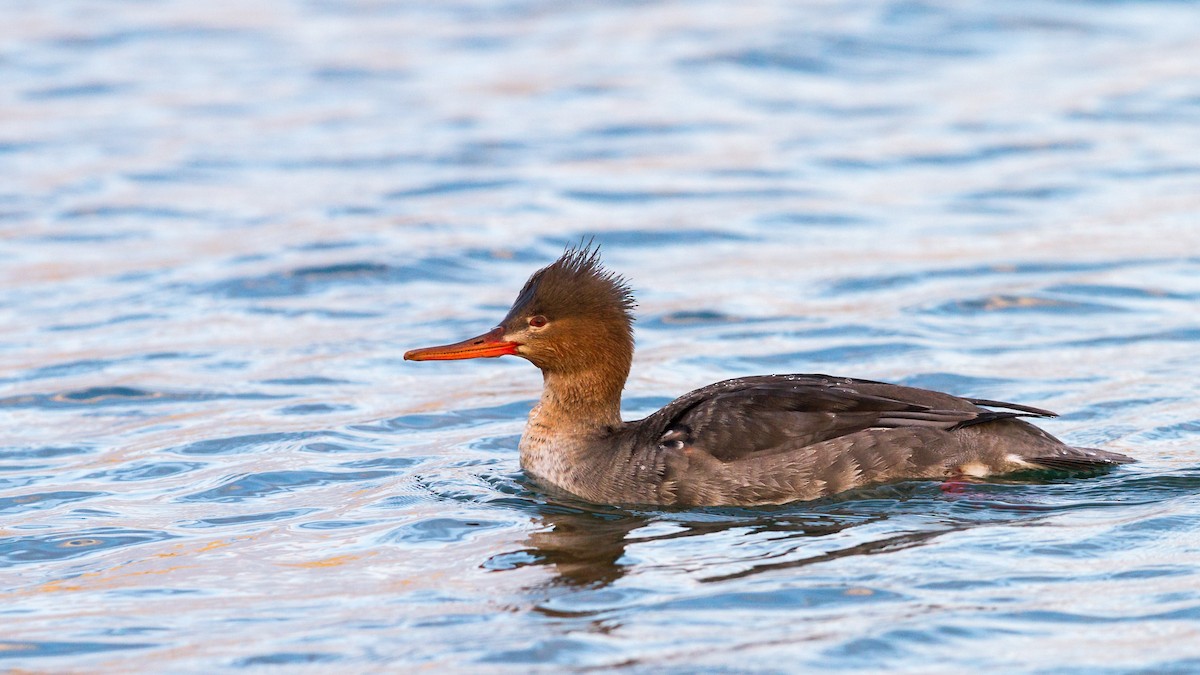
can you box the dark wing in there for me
[962,397,1057,418]
[1020,445,1136,471]
[632,374,1055,463]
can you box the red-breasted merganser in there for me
[404,245,1133,506]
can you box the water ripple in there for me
[202,259,470,299]
[179,469,395,502]
[0,529,174,567]
[0,640,156,660]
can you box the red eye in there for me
[528,315,548,328]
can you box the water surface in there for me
[3,0,1200,671]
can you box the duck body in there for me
[406,245,1133,507]
[519,373,1128,506]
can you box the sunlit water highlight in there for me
[2,0,1199,671]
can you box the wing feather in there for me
[633,374,1036,463]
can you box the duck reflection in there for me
[523,507,644,587]
[485,479,997,590]
[508,501,910,588]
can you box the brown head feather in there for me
[500,243,636,378]
[502,243,635,327]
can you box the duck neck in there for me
[518,332,632,494]
[537,360,627,432]
[523,314,635,440]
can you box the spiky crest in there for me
[504,241,636,326]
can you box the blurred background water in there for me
[2,0,1199,671]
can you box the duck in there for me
[404,244,1133,506]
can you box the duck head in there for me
[404,244,636,379]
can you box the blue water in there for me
[3,0,1200,671]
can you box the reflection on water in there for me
[523,509,645,588]
[518,506,889,588]
[508,468,1152,592]
[3,0,1200,670]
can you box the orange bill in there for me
[403,326,519,361]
